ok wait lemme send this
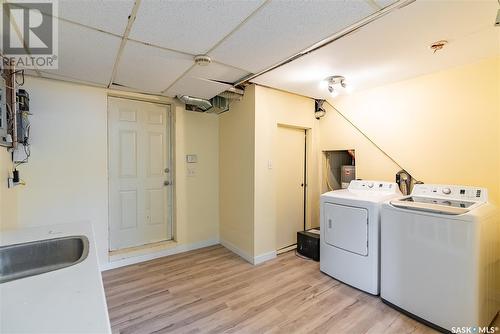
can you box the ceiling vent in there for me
[177,88,244,114]
[177,95,213,112]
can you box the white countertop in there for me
[0,222,111,334]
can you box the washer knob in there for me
[442,188,451,195]
[367,182,374,188]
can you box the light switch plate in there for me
[186,154,197,163]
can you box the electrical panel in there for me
[16,89,30,145]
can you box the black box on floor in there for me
[297,229,320,261]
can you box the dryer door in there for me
[324,203,368,256]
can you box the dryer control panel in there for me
[411,184,488,202]
[348,180,400,193]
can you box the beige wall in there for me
[322,57,500,205]
[219,85,318,260]
[2,77,220,266]
[175,110,219,245]
[0,149,17,230]
[219,85,255,258]
[253,85,318,256]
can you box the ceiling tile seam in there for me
[211,60,252,76]
[7,2,125,39]
[2,2,42,77]
[204,0,271,55]
[107,0,143,88]
[124,37,195,57]
[37,70,107,87]
[55,16,123,38]
[159,0,270,96]
[161,64,196,95]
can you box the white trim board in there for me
[100,237,219,271]
[220,238,277,265]
[253,250,277,265]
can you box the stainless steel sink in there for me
[0,235,89,284]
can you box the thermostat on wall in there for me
[186,154,197,163]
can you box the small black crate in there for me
[297,229,320,261]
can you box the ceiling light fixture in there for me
[321,75,348,97]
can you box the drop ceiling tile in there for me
[41,19,121,85]
[114,40,194,93]
[188,63,250,84]
[165,76,231,100]
[41,0,135,35]
[129,0,266,54]
[252,0,500,99]
[209,0,375,73]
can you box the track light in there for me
[321,75,348,97]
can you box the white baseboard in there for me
[100,237,219,271]
[219,238,254,264]
[277,244,296,255]
[253,250,277,265]
[220,238,276,265]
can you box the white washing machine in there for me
[381,184,500,332]
[320,180,401,295]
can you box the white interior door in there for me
[276,126,306,250]
[108,97,172,251]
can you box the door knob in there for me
[164,181,170,186]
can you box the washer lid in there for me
[390,196,474,215]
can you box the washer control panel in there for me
[411,184,487,202]
[348,180,400,193]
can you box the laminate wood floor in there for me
[102,245,442,334]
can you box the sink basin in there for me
[0,235,89,284]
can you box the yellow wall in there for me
[175,110,219,245]
[322,57,500,205]
[219,85,319,260]
[253,85,318,256]
[1,77,220,266]
[219,85,255,258]
[0,149,17,230]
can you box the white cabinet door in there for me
[108,97,172,251]
[324,203,368,256]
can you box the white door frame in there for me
[106,95,175,251]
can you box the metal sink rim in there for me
[0,235,90,284]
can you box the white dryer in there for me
[381,184,500,332]
[320,180,401,295]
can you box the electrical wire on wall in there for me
[1,62,30,187]
[323,100,422,186]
